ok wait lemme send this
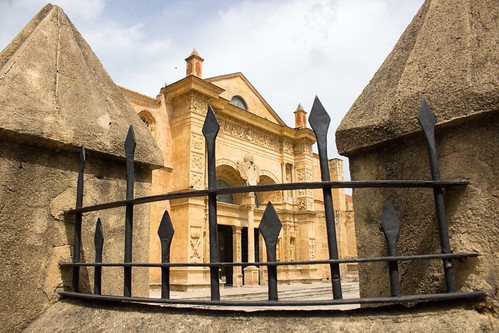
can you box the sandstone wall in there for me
[0,138,153,332]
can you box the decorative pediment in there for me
[206,72,285,126]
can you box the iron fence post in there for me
[259,203,282,301]
[94,218,103,295]
[124,126,136,297]
[203,106,221,301]
[418,97,456,292]
[72,146,85,292]
[158,210,175,299]
[309,96,343,299]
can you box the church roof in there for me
[336,0,499,155]
[0,4,163,167]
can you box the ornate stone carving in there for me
[294,143,312,155]
[298,198,307,211]
[306,169,313,181]
[192,133,204,151]
[283,141,293,154]
[297,169,305,181]
[218,117,281,152]
[190,172,203,189]
[189,96,208,115]
[309,239,316,260]
[189,227,202,262]
[191,153,203,171]
[237,154,259,186]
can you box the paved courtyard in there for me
[149,282,360,311]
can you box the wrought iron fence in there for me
[60,97,485,307]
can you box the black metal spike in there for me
[260,203,282,261]
[380,201,401,297]
[202,105,221,301]
[94,218,103,295]
[158,211,174,261]
[309,96,331,144]
[124,126,136,297]
[416,97,456,293]
[158,211,174,299]
[125,126,137,160]
[94,218,104,260]
[308,96,343,299]
[381,201,400,256]
[417,97,436,151]
[260,202,282,301]
[72,145,86,292]
[202,106,220,144]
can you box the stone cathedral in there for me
[121,50,356,290]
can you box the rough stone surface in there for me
[336,0,498,154]
[0,142,152,333]
[24,299,497,333]
[0,4,162,332]
[0,4,163,167]
[335,0,498,312]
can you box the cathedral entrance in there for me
[218,225,233,285]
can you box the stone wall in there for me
[0,137,154,332]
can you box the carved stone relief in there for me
[296,169,305,181]
[218,117,281,152]
[190,172,203,189]
[192,133,204,151]
[190,227,203,262]
[189,95,208,115]
[309,239,316,260]
[191,153,204,171]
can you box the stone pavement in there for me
[149,282,360,311]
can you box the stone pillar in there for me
[336,0,498,309]
[244,193,259,285]
[232,226,243,287]
[0,4,164,331]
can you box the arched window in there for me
[230,96,248,110]
[216,179,233,204]
[138,110,156,132]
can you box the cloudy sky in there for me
[0,0,424,176]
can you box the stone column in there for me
[232,226,243,287]
[243,192,259,285]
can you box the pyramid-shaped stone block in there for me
[0,4,163,166]
[337,0,498,154]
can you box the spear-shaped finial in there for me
[309,96,331,144]
[158,210,174,299]
[202,106,220,143]
[380,201,401,257]
[380,201,401,296]
[260,202,282,301]
[94,218,104,295]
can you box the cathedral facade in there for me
[121,50,356,290]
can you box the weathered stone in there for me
[336,0,498,154]
[336,0,498,311]
[0,4,163,167]
[24,300,497,333]
[0,4,163,332]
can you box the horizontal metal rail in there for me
[65,180,469,215]
[59,290,484,307]
[60,252,479,268]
